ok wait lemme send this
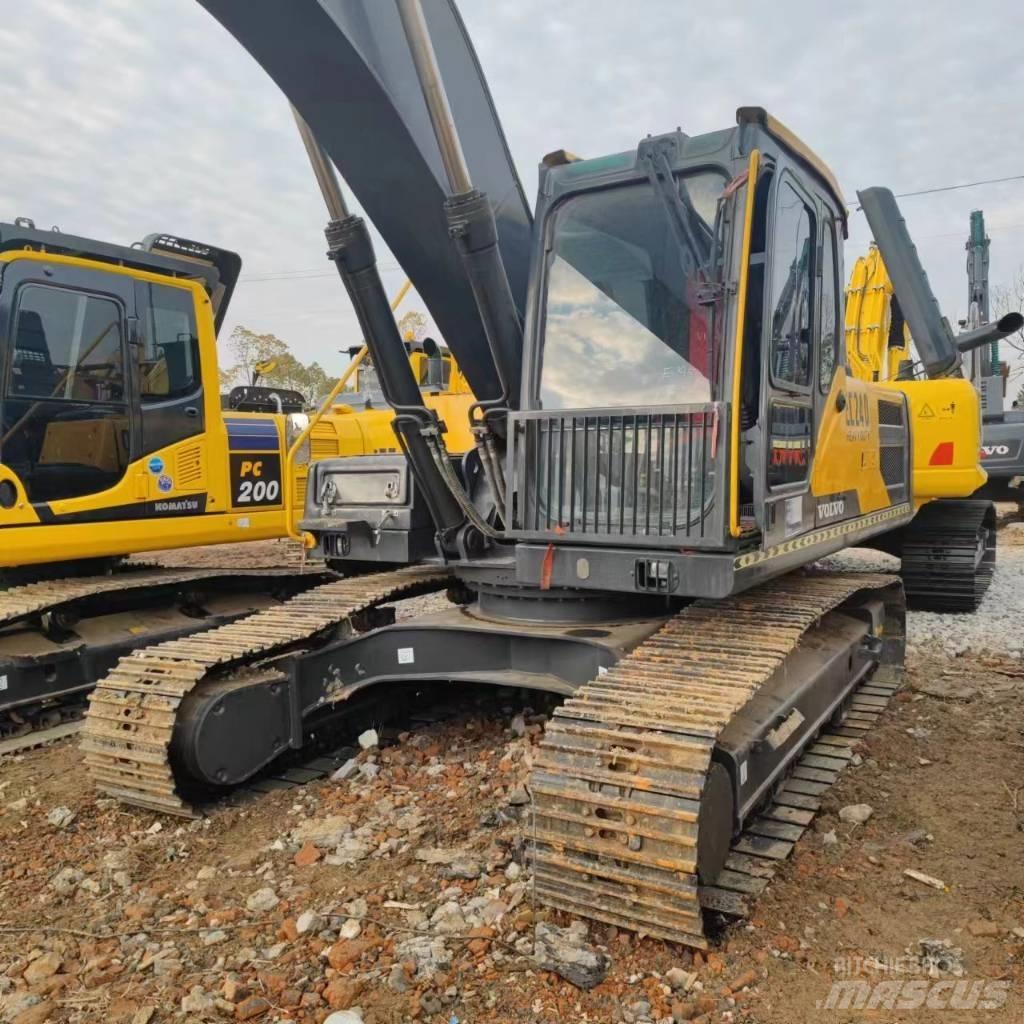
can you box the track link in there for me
[530,571,902,949]
[0,568,247,629]
[80,566,450,815]
[899,499,995,611]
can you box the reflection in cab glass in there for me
[137,282,200,400]
[2,284,129,502]
[539,172,724,410]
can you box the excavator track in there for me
[0,567,332,749]
[0,568,250,628]
[898,499,995,612]
[530,571,902,949]
[81,566,450,816]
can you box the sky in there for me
[1,0,1022,382]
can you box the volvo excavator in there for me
[81,0,1013,950]
[0,173,476,747]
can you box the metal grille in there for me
[880,446,905,487]
[877,401,904,427]
[508,404,727,548]
[311,423,341,461]
[175,445,203,486]
[876,398,908,498]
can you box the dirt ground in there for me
[0,536,1021,1024]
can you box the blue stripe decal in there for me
[226,418,280,451]
[229,437,280,451]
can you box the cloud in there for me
[2,0,1021,384]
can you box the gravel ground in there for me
[0,533,1018,1023]
[822,534,1024,659]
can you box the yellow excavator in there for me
[844,239,1020,607]
[0,213,474,743]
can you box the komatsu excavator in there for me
[0,200,475,745]
[82,0,1009,949]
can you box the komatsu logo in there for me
[817,498,846,519]
[980,444,1010,457]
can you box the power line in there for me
[237,262,403,284]
[853,173,1024,211]
[893,173,1024,200]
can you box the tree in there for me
[397,310,428,342]
[221,326,290,388]
[220,326,335,404]
[992,267,1024,385]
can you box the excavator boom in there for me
[197,0,531,405]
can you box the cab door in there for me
[133,279,205,457]
[0,259,135,505]
[761,173,817,546]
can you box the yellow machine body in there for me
[0,249,474,568]
[844,245,985,507]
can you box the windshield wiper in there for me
[640,146,713,284]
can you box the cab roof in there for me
[737,107,848,233]
[0,222,241,332]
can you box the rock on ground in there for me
[534,921,610,990]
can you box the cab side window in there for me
[769,183,814,389]
[819,219,840,391]
[3,283,129,503]
[137,282,200,400]
[11,285,124,402]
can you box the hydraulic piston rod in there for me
[396,0,523,407]
[290,106,466,540]
[292,104,350,222]
[395,1,473,196]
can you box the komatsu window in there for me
[137,282,200,400]
[539,173,724,410]
[10,285,124,402]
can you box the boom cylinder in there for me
[396,0,523,406]
[291,108,466,538]
[325,216,467,537]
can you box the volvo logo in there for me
[980,444,1010,457]
[817,498,846,519]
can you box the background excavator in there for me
[80,0,1014,951]
[0,137,477,746]
[845,211,1023,607]
[848,211,1024,500]
[960,210,1024,505]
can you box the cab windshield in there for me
[538,171,725,410]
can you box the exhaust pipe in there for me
[955,311,1023,354]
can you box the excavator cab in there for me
[0,224,234,515]
[304,108,921,597]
